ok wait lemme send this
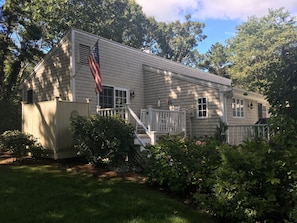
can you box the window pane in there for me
[99,86,113,108]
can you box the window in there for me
[79,44,90,64]
[232,98,244,117]
[99,86,114,108]
[27,89,33,104]
[115,89,127,108]
[197,97,208,118]
[98,86,128,108]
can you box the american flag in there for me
[88,41,102,94]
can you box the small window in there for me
[232,98,244,117]
[197,97,208,118]
[27,89,33,104]
[79,44,90,64]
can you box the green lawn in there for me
[0,164,216,223]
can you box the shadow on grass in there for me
[0,165,216,223]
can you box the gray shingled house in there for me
[21,28,269,159]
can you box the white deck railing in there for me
[96,105,186,145]
[96,106,128,120]
[227,124,271,145]
[140,106,186,136]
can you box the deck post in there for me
[125,103,130,122]
[147,105,152,132]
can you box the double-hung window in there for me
[197,97,208,118]
[232,98,244,117]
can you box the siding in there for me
[143,69,223,137]
[23,31,72,102]
[226,89,269,125]
[71,28,231,121]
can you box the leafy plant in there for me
[0,130,42,157]
[214,120,228,143]
[70,115,135,168]
[144,136,221,199]
[212,141,297,223]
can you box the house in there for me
[21,28,270,159]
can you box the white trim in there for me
[71,29,76,101]
[114,87,130,107]
[196,97,208,119]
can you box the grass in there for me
[0,164,216,223]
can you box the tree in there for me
[63,0,151,49]
[198,42,229,77]
[264,45,297,141]
[149,15,206,63]
[226,8,297,92]
[0,0,50,132]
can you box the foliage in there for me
[0,130,42,157]
[70,115,134,167]
[0,99,21,133]
[144,136,221,197]
[198,42,229,77]
[226,8,297,92]
[264,44,297,142]
[144,135,297,222]
[214,120,228,143]
[149,14,206,63]
[212,141,297,223]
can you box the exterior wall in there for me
[22,31,73,103]
[143,69,223,137]
[72,30,145,115]
[71,28,231,121]
[22,99,89,159]
[226,88,270,125]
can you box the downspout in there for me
[71,29,76,101]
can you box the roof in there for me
[71,27,232,88]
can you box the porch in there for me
[96,105,272,147]
[227,124,271,145]
[96,104,186,147]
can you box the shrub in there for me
[212,140,297,223]
[144,136,221,199]
[0,130,42,157]
[70,115,135,168]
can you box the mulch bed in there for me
[0,154,146,183]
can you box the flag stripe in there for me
[88,41,102,94]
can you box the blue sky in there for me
[1,0,297,53]
[135,0,297,53]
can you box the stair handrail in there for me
[126,104,156,146]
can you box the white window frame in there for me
[232,98,244,118]
[197,97,208,118]
[114,87,129,108]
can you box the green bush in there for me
[144,135,297,222]
[70,115,135,168]
[212,140,297,223]
[0,130,42,157]
[144,136,221,198]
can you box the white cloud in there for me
[135,0,297,21]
